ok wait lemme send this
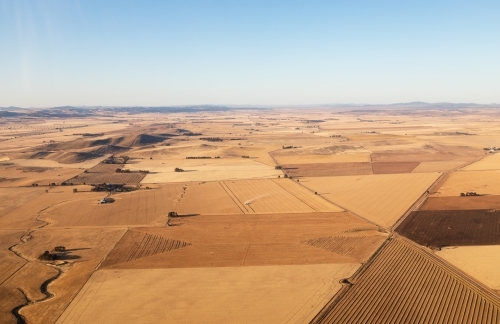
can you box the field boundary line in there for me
[310,236,393,324]
[271,179,318,211]
[218,181,248,213]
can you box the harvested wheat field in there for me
[221,179,343,213]
[86,163,124,173]
[132,158,282,183]
[65,171,146,185]
[175,181,243,214]
[313,238,500,324]
[432,170,500,196]
[273,153,372,165]
[412,161,467,173]
[101,213,386,269]
[370,144,484,163]
[302,173,440,227]
[371,162,420,174]
[282,162,373,177]
[421,196,500,210]
[396,210,500,247]
[43,184,184,226]
[57,264,359,324]
[462,153,500,171]
[437,245,500,291]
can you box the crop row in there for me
[314,238,500,324]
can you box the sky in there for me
[1,0,499,107]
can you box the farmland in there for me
[42,184,184,226]
[2,107,500,323]
[57,264,359,324]
[432,170,500,196]
[421,195,500,210]
[301,173,440,227]
[221,179,343,213]
[396,210,500,247]
[437,245,500,291]
[313,238,500,324]
[282,162,373,177]
[101,213,385,269]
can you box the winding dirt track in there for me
[313,238,500,324]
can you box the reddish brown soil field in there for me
[396,210,500,247]
[282,162,372,177]
[371,162,420,174]
[421,195,500,210]
[64,172,146,184]
[313,238,500,324]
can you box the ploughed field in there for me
[313,238,500,324]
[396,210,500,247]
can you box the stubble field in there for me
[301,173,440,227]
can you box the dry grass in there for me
[301,173,440,227]
[175,181,243,214]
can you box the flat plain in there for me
[2,107,500,323]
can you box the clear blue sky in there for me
[1,0,499,107]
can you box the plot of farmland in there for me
[100,229,191,268]
[313,238,500,324]
[101,213,385,269]
[65,172,146,185]
[128,158,282,183]
[433,170,500,196]
[301,173,440,227]
[42,184,184,226]
[273,153,372,165]
[282,162,373,177]
[462,153,500,171]
[175,181,243,214]
[86,163,124,173]
[222,179,343,213]
[396,210,500,247]
[57,264,359,324]
[437,245,500,291]
[421,195,500,210]
[412,161,466,173]
[371,162,420,174]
